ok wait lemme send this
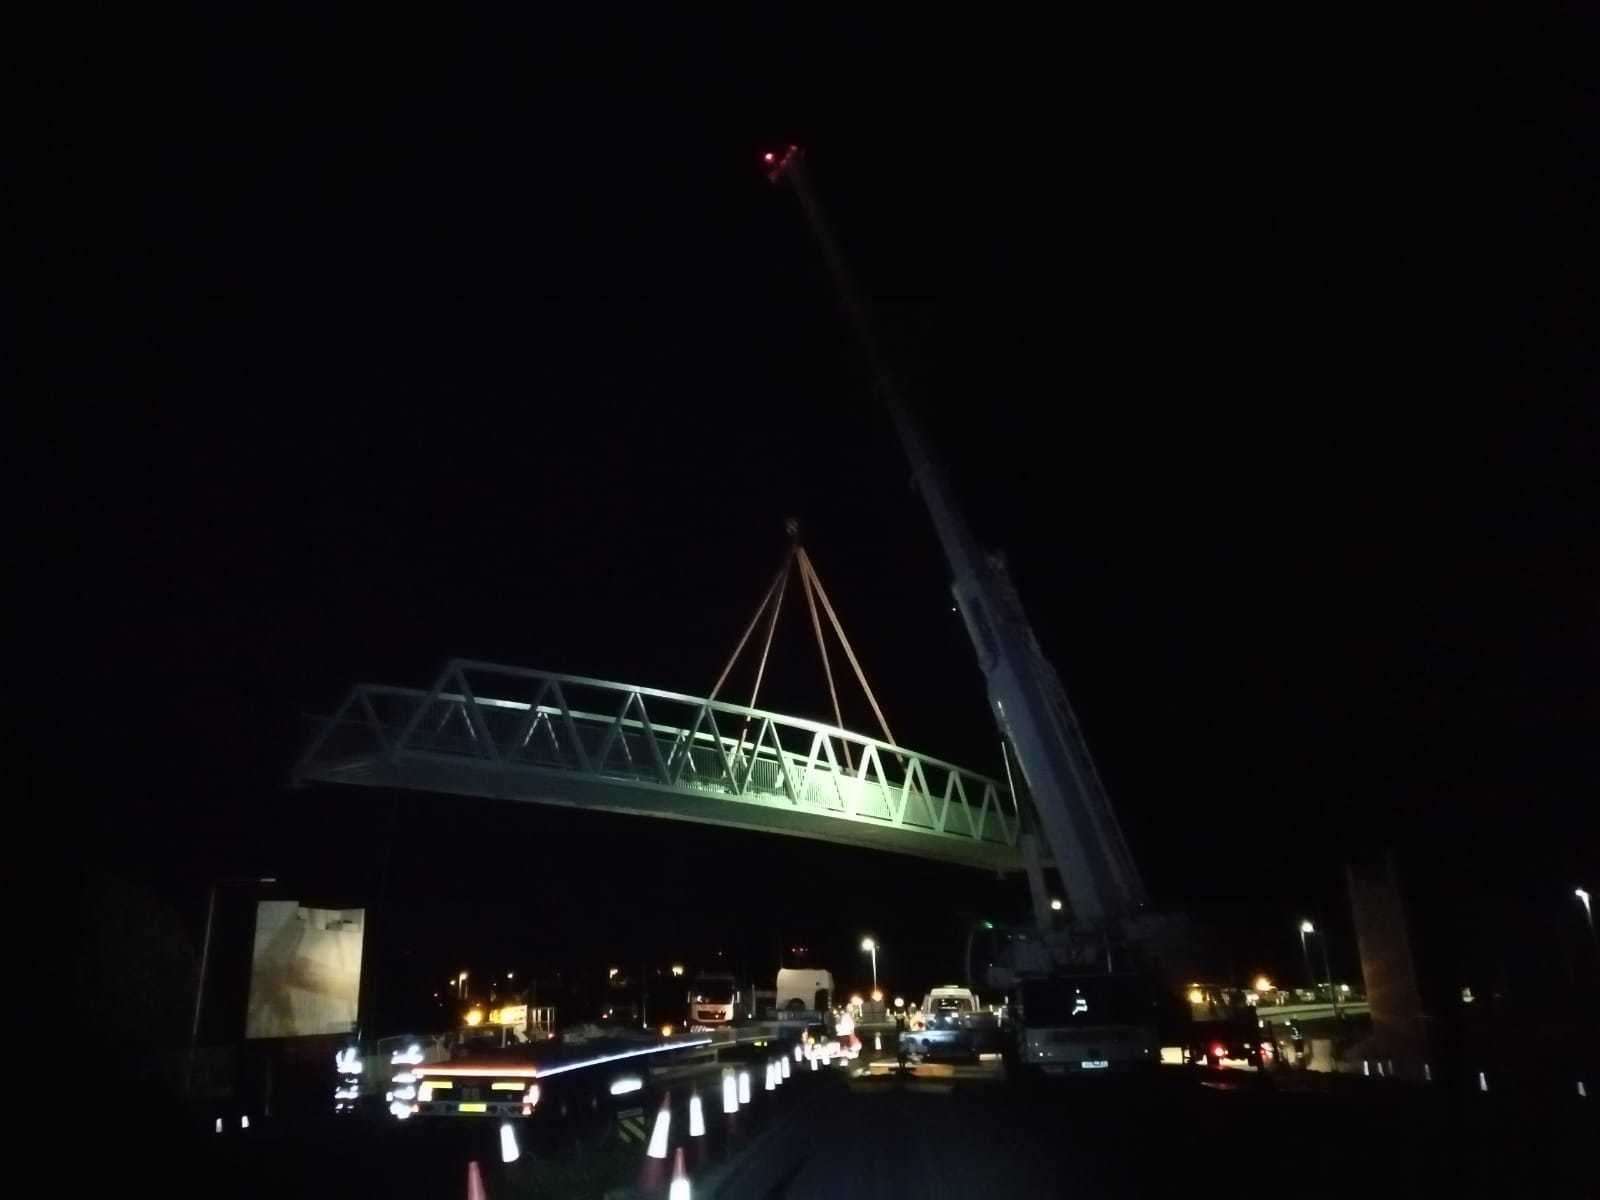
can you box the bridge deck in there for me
[296,660,1027,872]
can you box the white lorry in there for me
[775,968,834,1017]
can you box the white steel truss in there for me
[295,659,1028,872]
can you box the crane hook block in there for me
[762,144,801,183]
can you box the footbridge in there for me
[295,659,1029,872]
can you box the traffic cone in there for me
[780,1054,791,1079]
[874,1032,882,1052]
[647,1095,671,1159]
[669,1146,691,1200]
[689,1090,705,1137]
[466,1160,487,1200]
[1478,1071,1488,1092]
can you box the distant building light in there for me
[1253,976,1273,993]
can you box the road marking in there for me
[617,1105,647,1143]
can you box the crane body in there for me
[766,145,1150,962]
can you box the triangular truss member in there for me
[592,691,670,783]
[795,729,848,812]
[670,704,738,791]
[853,744,895,821]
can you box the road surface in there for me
[116,1058,1589,1198]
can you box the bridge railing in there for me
[298,659,1026,853]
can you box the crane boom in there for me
[767,145,1146,931]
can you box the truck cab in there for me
[687,972,740,1028]
[1008,974,1157,1079]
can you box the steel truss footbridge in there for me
[295,659,1029,872]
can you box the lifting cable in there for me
[796,547,897,749]
[710,521,897,775]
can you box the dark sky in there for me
[51,12,1597,1033]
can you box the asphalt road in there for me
[112,1060,1590,1198]
[756,1066,1593,1199]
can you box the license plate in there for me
[1080,1060,1109,1070]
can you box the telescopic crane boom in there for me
[765,145,1146,934]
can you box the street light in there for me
[1578,888,1597,954]
[1298,920,1339,1016]
[1297,920,1316,992]
[1049,898,1063,912]
[860,938,878,992]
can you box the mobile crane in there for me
[766,145,1181,1075]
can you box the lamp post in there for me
[187,876,276,1097]
[860,938,877,993]
[1300,919,1340,1017]
[1298,920,1316,994]
[1578,888,1597,956]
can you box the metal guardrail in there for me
[296,660,1027,870]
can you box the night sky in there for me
[52,13,1596,1040]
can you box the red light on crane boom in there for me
[762,144,800,183]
